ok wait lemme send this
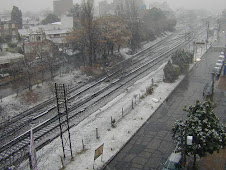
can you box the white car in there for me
[219,55,225,61]
[216,59,223,67]
[213,66,221,74]
[220,52,224,55]
[162,152,182,170]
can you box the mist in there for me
[0,0,225,13]
[146,0,226,11]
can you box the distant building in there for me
[23,18,40,29]
[53,0,73,17]
[0,21,19,42]
[0,11,11,22]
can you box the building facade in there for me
[53,0,73,17]
[0,21,19,42]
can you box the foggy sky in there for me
[0,0,225,13]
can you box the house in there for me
[19,16,74,56]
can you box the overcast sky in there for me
[0,0,225,13]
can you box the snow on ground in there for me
[141,32,172,50]
[0,69,89,123]
[19,35,213,170]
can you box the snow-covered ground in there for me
[0,69,89,123]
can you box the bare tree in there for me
[80,0,95,66]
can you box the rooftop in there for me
[0,52,24,65]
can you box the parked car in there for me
[203,82,213,97]
[216,60,223,67]
[219,55,225,61]
[162,152,182,170]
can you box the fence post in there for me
[122,108,124,117]
[96,128,99,139]
[82,139,85,151]
[132,100,134,109]
[60,156,65,168]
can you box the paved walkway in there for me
[103,40,226,169]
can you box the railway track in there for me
[0,25,206,169]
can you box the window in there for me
[54,34,60,37]
[4,29,10,34]
[4,24,9,29]
[36,36,41,41]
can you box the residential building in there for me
[23,31,52,56]
[0,21,19,42]
[53,0,73,17]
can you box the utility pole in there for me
[55,83,73,160]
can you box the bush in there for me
[171,50,194,74]
[7,42,17,48]
[163,60,179,82]
[146,86,154,95]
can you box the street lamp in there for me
[187,136,193,146]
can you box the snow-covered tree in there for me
[41,13,60,25]
[172,100,226,168]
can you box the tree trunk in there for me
[93,48,96,63]
[193,154,196,169]
[118,45,121,52]
[111,45,114,54]
[28,73,32,91]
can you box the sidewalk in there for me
[218,75,226,91]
